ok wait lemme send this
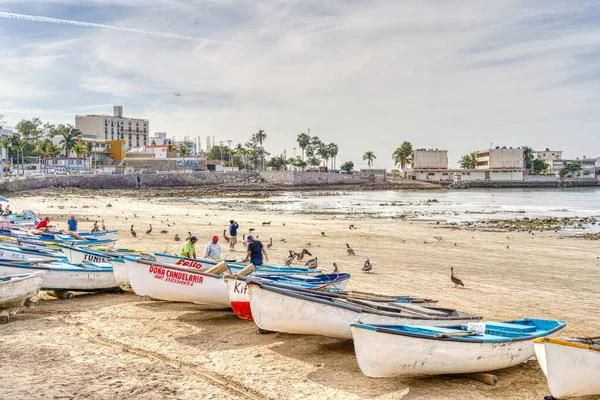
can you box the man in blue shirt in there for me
[67,214,78,232]
[242,235,268,266]
[229,219,239,251]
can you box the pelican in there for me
[145,224,152,235]
[174,234,181,242]
[333,262,339,273]
[223,229,231,242]
[160,230,168,234]
[262,221,271,226]
[450,267,464,287]
[362,259,372,273]
[285,250,296,266]
[101,219,106,231]
[296,248,312,261]
[266,238,273,249]
[305,257,318,269]
[130,225,137,238]
[242,234,247,247]
[91,221,99,233]
[346,243,355,256]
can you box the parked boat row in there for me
[0,210,596,397]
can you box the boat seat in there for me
[484,322,536,333]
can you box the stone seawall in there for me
[0,171,384,193]
[0,172,261,193]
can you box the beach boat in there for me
[223,273,351,321]
[350,319,567,377]
[0,245,62,263]
[0,261,119,292]
[534,337,600,398]
[154,252,324,276]
[248,281,477,339]
[124,257,231,306]
[0,271,46,319]
[78,230,118,241]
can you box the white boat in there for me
[79,230,118,241]
[124,257,230,306]
[154,253,323,276]
[0,262,119,292]
[224,273,351,321]
[248,281,477,339]
[0,271,46,311]
[0,245,60,263]
[534,337,600,398]
[351,319,567,377]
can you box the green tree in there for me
[340,161,354,173]
[84,142,94,169]
[254,129,267,170]
[363,151,376,169]
[522,146,534,170]
[266,155,287,171]
[52,124,80,157]
[559,161,582,178]
[72,144,84,158]
[15,118,43,142]
[532,158,549,174]
[151,139,156,145]
[327,143,339,170]
[207,145,232,164]
[166,143,176,158]
[392,141,413,170]
[459,154,471,169]
[318,143,330,170]
[297,133,310,161]
[307,156,321,167]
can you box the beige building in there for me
[76,106,149,150]
[476,148,524,170]
[533,149,563,162]
[411,149,448,169]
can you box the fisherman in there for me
[228,219,239,251]
[67,214,78,232]
[179,235,198,259]
[35,216,52,232]
[242,235,268,266]
[204,235,221,260]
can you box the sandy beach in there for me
[2,190,599,400]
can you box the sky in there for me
[1,0,600,169]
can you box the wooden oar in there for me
[434,330,475,338]
[385,302,450,317]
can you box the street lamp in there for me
[227,139,233,171]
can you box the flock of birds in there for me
[105,208,467,286]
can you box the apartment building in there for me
[75,106,149,149]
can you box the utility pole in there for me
[227,140,232,171]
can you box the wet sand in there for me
[2,191,600,400]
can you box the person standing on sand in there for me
[204,235,221,260]
[229,219,239,251]
[243,235,268,266]
[180,235,198,259]
[67,214,78,232]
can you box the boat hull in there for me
[249,284,470,339]
[225,275,349,321]
[534,339,600,398]
[124,258,230,306]
[351,324,565,377]
[0,271,45,308]
[0,264,119,291]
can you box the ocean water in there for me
[189,188,600,226]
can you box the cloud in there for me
[2,0,600,166]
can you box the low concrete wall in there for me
[456,179,600,189]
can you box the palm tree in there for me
[234,144,247,171]
[297,133,310,161]
[166,143,175,158]
[254,129,267,170]
[469,151,477,169]
[57,125,80,157]
[48,143,61,174]
[363,151,376,169]
[35,140,50,174]
[1,139,12,175]
[392,141,413,171]
[180,146,188,170]
[327,143,339,170]
[0,139,5,177]
[459,154,472,169]
[84,142,94,170]
[318,144,329,170]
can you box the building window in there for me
[121,134,124,140]
[105,133,108,139]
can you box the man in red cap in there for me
[203,235,221,260]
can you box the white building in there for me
[149,132,168,145]
[75,106,149,150]
[411,149,448,169]
[476,147,524,170]
[533,149,563,162]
